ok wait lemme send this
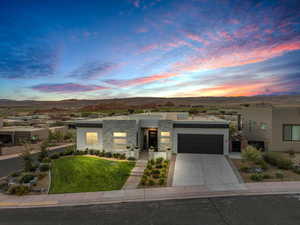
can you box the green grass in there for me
[49,156,135,194]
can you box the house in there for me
[75,112,229,158]
[0,126,49,145]
[241,106,300,152]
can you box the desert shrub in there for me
[7,184,30,196]
[112,153,120,158]
[20,174,35,183]
[38,141,49,161]
[140,177,147,186]
[287,149,295,157]
[147,164,152,170]
[159,178,166,185]
[144,169,151,176]
[255,159,269,170]
[39,163,50,172]
[240,163,251,173]
[148,179,155,186]
[83,149,88,155]
[293,166,300,174]
[263,152,293,170]
[153,174,160,179]
[150,159,155,165]
[151,169,160,175]
[242,146,263,163]
[119,154,126,160]
[160,172,167,179]
[156,157,164,164]
[50,153,60,159]
[10,171,20,177]
[127,157,136,161]
[89,149,95,155]
[262,174,272,179]
[275,170,284,179]
[104,152,112,158]
[155,164,163,169]
[250,173,264,181]
[99,151,105,157]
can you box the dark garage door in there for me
[177,134,224,154]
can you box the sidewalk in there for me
[1,181,300,209]
[0,143,74,161]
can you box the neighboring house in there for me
[0,126,49,145]
[241,106,300,152]
[76,112,229,158]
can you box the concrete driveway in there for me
[172,154,245,191]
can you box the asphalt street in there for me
[0,147,66,178]
[1,194,300,225]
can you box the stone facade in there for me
[157,120,173,151]
[102,120,138,152]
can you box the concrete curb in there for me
[226,156,244,184]
[1,189,300,209]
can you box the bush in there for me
[10,171,20,177]
[140,177,147,185]
[159,178,166,185]
[7,184,30,196]
[156,157,164,164]
[39,163,50,172]
[150,159,155,165]
[147,164,152,170]
[89,150,96,155]
[153,174,160,179]
[50,153,60,159]
[287,149,295,157]
[99,151,105,157]
[119,154,126,160]
[112,153,120,159]
[155,164,163,169]
[144,169,151,176]
[20,174,35,183]
[242,146,262,163]
[263,152,293,170]
[151,169,160,175]
[275,170,284,179]
[250,173,264,181]
[255,159,269,170]
[104,152,112,158]
[240,163,251,173]
[127,157,136,161]
[293,167,300,174]
[262,174,272,179]
[148,179,155,186]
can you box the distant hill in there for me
[1,95,300,110]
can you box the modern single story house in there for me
[76,112,229,158]
[241,106,300,152]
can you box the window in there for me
[114,138,127,144]
[86,132,98,145]
[113,132,127,137]
[161,132,170,137]
[160,138,170,144]
[260,123,267,130]
[283,125,300,141]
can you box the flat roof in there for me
[76,112,228,125]
[0,126,46,132]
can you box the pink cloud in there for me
[136,27,149,33]
[186,33,210,46]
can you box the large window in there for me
[161,132,170,137]
[113,132,127,137]
[283,125,300,141]
[86,132,98,145]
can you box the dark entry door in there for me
[148,130,158,149]
[177,134,223,154]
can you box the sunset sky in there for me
[1,0,300,100]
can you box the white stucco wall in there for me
[172,128,229,155]
[76,127,103,150]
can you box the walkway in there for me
[122,159,147,190]
[1,181,300,208]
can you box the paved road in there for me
[0,147,66,178]
[173,154,244,191]
[1,195,300,225]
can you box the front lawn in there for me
[50,156,135,193]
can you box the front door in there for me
[148,130,158,149]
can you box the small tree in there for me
[189,108,199,116]
[38,140,49,162]
[19,142,34,172]
[229,122,237,137]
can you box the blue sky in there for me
[0,0,300,100]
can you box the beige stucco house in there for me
[241,106,300,152]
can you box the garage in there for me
[177,134,224,154]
